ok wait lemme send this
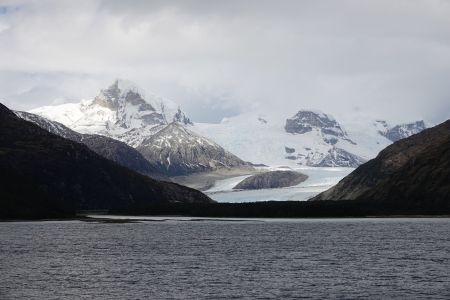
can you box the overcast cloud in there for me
[0,0,449,123]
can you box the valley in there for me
[24,79,428,201]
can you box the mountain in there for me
[0,103,212,219]
[283,110,365,167]
[137,123,250,176]
[376,120,426,142]
[312,119,450,205]
[192,110,426,168]
[30,79,192,147]
[285,110,355,145]
[30,80,251,176]
[30,81,426,169]
[15,111,168,181]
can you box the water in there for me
[1,218,449,299]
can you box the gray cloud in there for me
[0,0,449,124]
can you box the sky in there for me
[0,0,449,124]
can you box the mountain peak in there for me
[92,79,152,111]
[285,110,355,145]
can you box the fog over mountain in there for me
[0,0,449,124]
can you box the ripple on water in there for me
[0,219,449,299]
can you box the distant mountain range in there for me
[29,79,426,171]
[193,110,426,168]
[0,103,212,219]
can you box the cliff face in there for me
[0,103,212,219]
[312,119,450,207]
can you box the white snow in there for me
[191,111,393,167]
[29,80,192,148]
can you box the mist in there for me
[0,0,449,124]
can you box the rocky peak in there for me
[172,107,193,125]
[92,80,120,109]
[92,80,156,111]
[91,80,184,130]
[285,110,355,145]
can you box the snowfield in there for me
[192,111,392,167]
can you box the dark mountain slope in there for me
[15,111,168,181]
[0,104,212,219]
[312,119,450,207]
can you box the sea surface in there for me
[1,218,449,299]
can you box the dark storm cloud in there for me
[0,0,449,123]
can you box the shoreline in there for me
[2,214,450,223]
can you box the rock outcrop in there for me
[233,170,308,190]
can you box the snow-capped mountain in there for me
[192,110,426,168]
[137,123,249,176]
[285,110,355,145]
[29,80,249,176]
[30,79,192,147]
[29,80,426,170]
[376,120,426,142]
[283,110,364,167]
